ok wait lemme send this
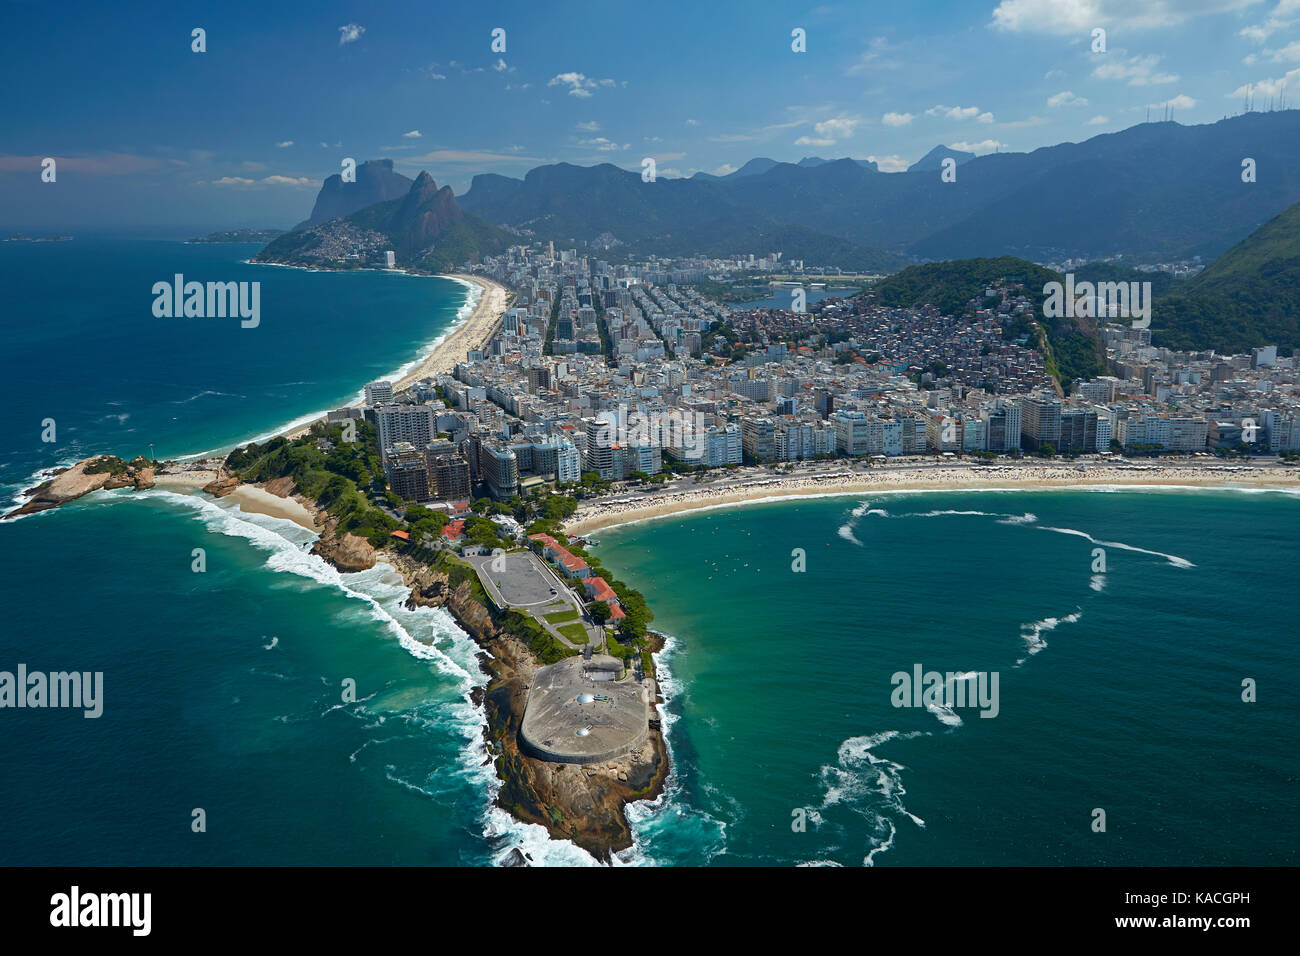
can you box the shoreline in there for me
[563,463,1300,536]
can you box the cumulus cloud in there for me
[1048,91,1090,107]
[927,104,992,121]
[578,137,621,151]
[949,139,1005,155]
[1231,66,1300,99]
[275,140,293,148]
[1088,114,1110,124]
[576,121,601,131]
[402,130,421,139]
[338,23,365,45]
[867,153,910,172]
[882,111,914,126]
[547,73,614,97]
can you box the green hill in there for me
[872,256,1108,388]
[1154,200,1300,353]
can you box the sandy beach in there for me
[563,462,1300,536]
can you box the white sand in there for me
[564,462,1300,536]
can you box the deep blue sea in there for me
[1,241,1296,866]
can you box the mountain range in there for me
[454,111,1300,266]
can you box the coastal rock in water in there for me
[132,467,156,491]
[500,848,529,867]
[203,475,239,497]
[312,529,376,572]
[404,567,450,608]
[3,458,114,519]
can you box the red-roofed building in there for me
[528,532,591,579]
[390,530,410,541]
[442,519,466,542]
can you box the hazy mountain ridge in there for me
[459,112,1300,265]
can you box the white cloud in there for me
[1240,1,1300,41]
[1092,52,1178,85]
[493,58,513,72]
[1048,90,1090,107]
[686,118,700,126]
[991,0,1257,34]
[1087,114,1110,124]
[949,139,1005,155]
[867,153,910,172]
[548,72,600,97]
[711,163,737,175]
[578,137,620,151]
[576,121,601,131]
[1231,66,1300,98]
[927,104,988,121]
[275,141,293,148]
[212,177,256,185]
[402,130,421,139]
[794,115,862,146]
[338,23,365,46]
[1151,94,1198,109]
[882,111,914,126]
[261,175,313,186]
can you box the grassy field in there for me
[557,622,588,644]
[544,609,580,625]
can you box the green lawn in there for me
[544,609,580,625]
[557,622,588,644]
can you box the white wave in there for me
[1018,608,1083,660]
[262,636,279,650]
[837,523,863,546]
[1037,525,1194,568]
[616,630,730,867]
[817,730,927,867]
[926,702,963,727]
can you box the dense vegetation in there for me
[225,421,402,546]
[1153,200,1300,354]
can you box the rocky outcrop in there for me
[311,516,377,572]
[202,475,239,497]
[262,475,296,498]
[3,455,158,519]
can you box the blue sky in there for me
[4,0,1300,231]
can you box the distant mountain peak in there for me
[296,158,413,230]
[907,145,976,173]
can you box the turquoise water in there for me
[2,241,1296,866]
[597,490,1300,866]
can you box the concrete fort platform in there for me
[520,655,650,764]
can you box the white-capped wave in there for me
[1037,525,1194,568]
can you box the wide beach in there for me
[563,460,1300,536]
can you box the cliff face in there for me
[387,552,668,863]
[311,517,377,572]
[297,159,413,230]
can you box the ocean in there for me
[2,241,1296,867]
